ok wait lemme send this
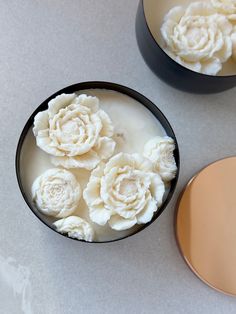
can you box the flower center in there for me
[119,179,137,196]
[46,184,64,199]
[61,120,81,135]
[185,27,202,46]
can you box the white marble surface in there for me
[1,0,236,313]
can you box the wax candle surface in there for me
[20,89,167,241]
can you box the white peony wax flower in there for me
[53,216,94,242]
[33,93,116,170]
[211,0,236,21]
[83,153,165,231]
[161,2,233,75]
[32,168,81,218]
[143,136,177,182]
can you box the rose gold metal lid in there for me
[176,157,236,296]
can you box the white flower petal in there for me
[144,136,174,159]
[108,215,137,231]
[33,111,65,155]
[48,93,76,118]
[201,58,223,75]
[91,162,106,177]
[216,15,233,35]
[185,2,216,16]
[103,152,132,174]
[53,216,94,242]
[211,0,236,16]
[93,137,116,160]
[175,56,202,73]
[83,177,101,206]
[51,150,100,170]
[89,206,112,226]
[150,174,165,207]
[76,94,99,113]
[132,153,153,171]
[137,198,157,224]
[33,110,49,135]
[99,110,114,137]
[161,20,177,47]
[104,152,152,175]
[36,136,64,156]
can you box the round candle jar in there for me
[16,81,180,243]
[136,0,236,94]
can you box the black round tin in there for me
[15,81,180,243]
[136,0,236,94]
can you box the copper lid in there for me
[176,157,236,296]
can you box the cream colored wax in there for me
[20,89,167,241]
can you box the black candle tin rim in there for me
[141,0,236,79]
[15,81,180,244]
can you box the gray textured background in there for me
[1,0,236,313]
